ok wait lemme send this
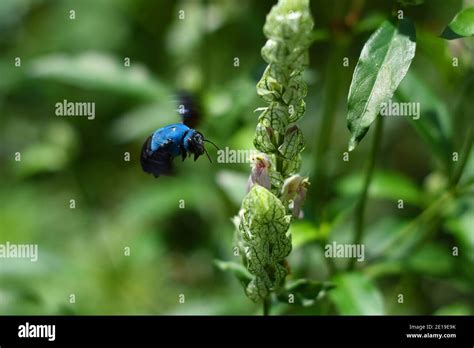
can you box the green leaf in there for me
[285,278,334,296]
[329,272,385,315]
[353,13,386,34]
[214,260,253,285]
[441,7,474,39]
[347,19,416,151]
[28,53,169,101]
[290,221,329,249]
[336,170,423,206]
[277,279,334,307]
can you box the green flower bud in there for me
[239,185,292,302]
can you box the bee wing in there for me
[177,91,201,129]
[140,136,174,177]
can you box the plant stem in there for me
[348,116,383,271]
[263,296,271,316]
[451,124,474,186]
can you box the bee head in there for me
[184,130,219,162]
[185,131,205,161]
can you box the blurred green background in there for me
[0,0,473,315]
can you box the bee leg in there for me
[179,144,187,161]
[194,153,200,161]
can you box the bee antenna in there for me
[204,147,213,163]
[204,139,220,151]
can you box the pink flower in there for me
[247,154,273,192]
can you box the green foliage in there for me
[434,303,471,315]
[346,19,416,151]
[336,170,423,206]
[362,217,411,261]
[277,279,334,306]
[406,243,455,277]
[444,196,474,264]
[330,273,384,315]
[441,7,474,39]
[29,53,170,101]
[214,260,253,286]
[396,71,453,172]
[215,170,249,206]
[290,221,329,249]
[15,123,78,177]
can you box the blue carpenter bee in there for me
[141,93,218,177]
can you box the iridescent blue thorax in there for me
[150,123,193,155]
